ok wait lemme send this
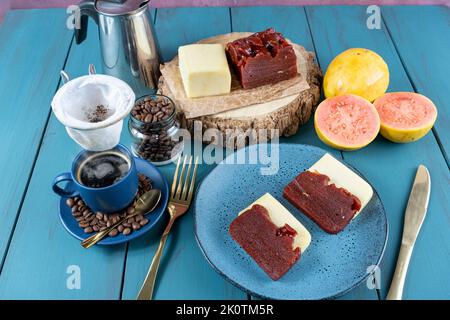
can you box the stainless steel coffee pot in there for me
[75,0,161,97]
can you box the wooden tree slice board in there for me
[158,32,322,148]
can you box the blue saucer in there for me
[194,143,388,300]
[59,158,169,245]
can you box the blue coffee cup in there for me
[52,144,139,213]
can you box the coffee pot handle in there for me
[75,0,99,45]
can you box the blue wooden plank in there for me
[231,6,378,300]
[0,11,128,299]
[382,6,450,166]
[154,7,231,62]
[121,7,247,300]
[306,6,450,299]
[0,9,72,269]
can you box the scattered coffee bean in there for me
[79,221,89,228]
[132,222,141,230]
[84,227,93,233]
[109,229,119,237]
[72,211,82,218]
[68,174,153,237]
[66,198,75,207]
[139,218,149,226]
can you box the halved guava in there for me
[374,92,437,143]
[314,94,380,151]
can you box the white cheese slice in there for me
[308,153,373,217]
[178,44,231,98]
[238,193,311,253]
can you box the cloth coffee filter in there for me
[51,74,135,151]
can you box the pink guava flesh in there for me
[374,92,437,129]
[316,95,380,147]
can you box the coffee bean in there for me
[106,220,112,228]
[96,212,103,220]
[93,225,99,232]
[84,227,93,233]
[155,111,164,119]
[79,221,89,228]
[72,211,82,218]
[127,217,135,224]
[90,218,99,226]
[109,229,119,237]
[139,218,149,226]
[66,198,75,207]
[144,114,153,123]
[71,206,79,214]
[127,207,135,215]
[122,227,131,236]
[135,214,143,222]
[132,222,141,230]
[118,225,124,233]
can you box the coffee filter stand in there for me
[52,65,136,151]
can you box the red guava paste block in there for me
[225,28,297,89]
[229,204,300,280]
[283,171,361,234]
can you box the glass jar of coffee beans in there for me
[128,94,182,165]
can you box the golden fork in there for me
[137,155,198,300]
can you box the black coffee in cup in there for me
[76,151,130,188]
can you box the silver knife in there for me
[386,165,431,300]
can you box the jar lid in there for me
[95,0,148,16]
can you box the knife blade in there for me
[386,165,431,300]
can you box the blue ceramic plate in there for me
[194,144,388,300]
[59,158,169,245]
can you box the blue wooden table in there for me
[0,5,448,300]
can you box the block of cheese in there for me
[178,44,231,98]
[308,153,373,217]
[238,193,311,253]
